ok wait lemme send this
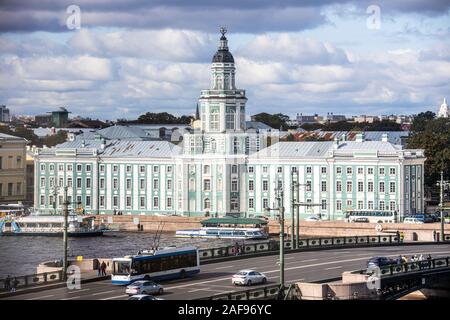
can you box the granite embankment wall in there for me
[94,215,449,242]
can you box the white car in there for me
[403,217,424,224]
[128,294,163,300]
[232,270,267,286]
[125,280,164,296]
[304,216,320,222]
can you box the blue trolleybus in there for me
[111,246,200,285]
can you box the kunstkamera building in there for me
[34,30,426,221]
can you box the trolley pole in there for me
[290,171,295,248]
[440,171,445,242]
[63,186,69,281]
[276,187,285,293]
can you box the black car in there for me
[367,256,397,268]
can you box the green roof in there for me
[201,217,268,226]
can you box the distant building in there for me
[352,115,379,123]
[295,113,322,125]
[0,133,27,203]
[34,114,53,126]
[49,107,70,127]
[0,106,10,122]
[438,98,449,118]
[321,113,346,123]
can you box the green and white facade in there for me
[34,31,426,220]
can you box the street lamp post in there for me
[265,185,285,298]
[63,186,69,281]
[437,171,449,242]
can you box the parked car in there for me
[367,256,397,268]
[403,217,424,224]
[232,270,267,286]
[128,294,163,300]
[125,281,164,296]
[304,216,320,222]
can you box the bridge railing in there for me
[197,284,287,300]
[198,235,399,261]
[0,271,63,293]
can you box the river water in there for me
[0,231,269,278]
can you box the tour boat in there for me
[0,211,104,237]
[175,217,269,240]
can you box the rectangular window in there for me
[76,195,82,206]
[203,179,210,191]
[358,200,363,209]
[40,177,46,188]
[248,180,254,191]
[277,166,282,173]
[346,181,352,193]
[153,197,159,208]
[232,165,238,174]
[58,164,63,172]
[167,166,172,173]
[262,166,268,174]
[390,182,396,193]
[321,199,327,210]
[346,199,353,208]
[167,197,172,208]
[100,178,105,189]
[86,196,91,207]
[167,179,172,190]
[113,178,118,189]
[153,179,159,189]
[77,164,82,172]
[249,198,254,209]
[306,166,312,174]
[379,201,385,210]
[321,167,327,174]
[306,180,312,192]
[336,200,342,211]
[126,196,131,208]
[77,178,82,188]
[58,177,63,187]
[67,178,72,188]
[390,167,396,175]
[368,181,374,192]
[100,165,105,173]
[86,178,91,189]
[99,196,105,207]
[140,165,146,173]
[263,198,268,209]
[336,167,342,174]
[347,167,352,175]
[17,182,23,194]
[113,196,118,207]
[262,180,268,192]
[126,165,132,173]
[368,167,374,175]
[358,181,363,192]
[40,164,45,171]
[248,166,254,173]
[7,183,13,196]
[153,166,159,173]
[368,201,374,210]
[113,165,118,173]
[390,201,396,211]
[379,167,385,175]
[86,164,91,172]
[67,164,73,172]
[126,179,131,190]
[49,177,54,188]
[40,195,45,206]
[231,180,238,192]
[321,181,327,192]
[358,167,363,174]
[379,181,385,193]
[49,164,55,171]
[140,179,145,190]
[336,181,342,192]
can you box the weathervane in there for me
[220,26,227,36]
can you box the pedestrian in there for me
[396,255,403,265]
[396,231,400,243]
[433,230,437,242]
[97,263,102,276]
[101,261,107,276]
[4,275,11,291]
[419,254,424,261]
[401,255,408,264]
[11,278,18,292]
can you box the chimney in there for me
[81,140,85,148]
[333,137,340,149]
[381,133,389,142]
[341,133,347,142]
[355,133,365,143]
[100,138,106,150]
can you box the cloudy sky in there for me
[1,0,450,120]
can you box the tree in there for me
[407,113,450,186]
[251,112,289,130]
[135,112,193,124]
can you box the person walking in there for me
[11,278,18,292]
[419,254,424,261]
[101,261,107,276]
[4,275,11,291]
[97,262,102,276]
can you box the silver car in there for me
[232,270,267,286]
[128,294,163,300]
[125,280,164,296]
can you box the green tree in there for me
[252,112,290,130]
[407,114,450,186]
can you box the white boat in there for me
[0,211,103,237]
[176,227,268,240]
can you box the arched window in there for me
[204,198,211,210]
[204,165,210,174]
